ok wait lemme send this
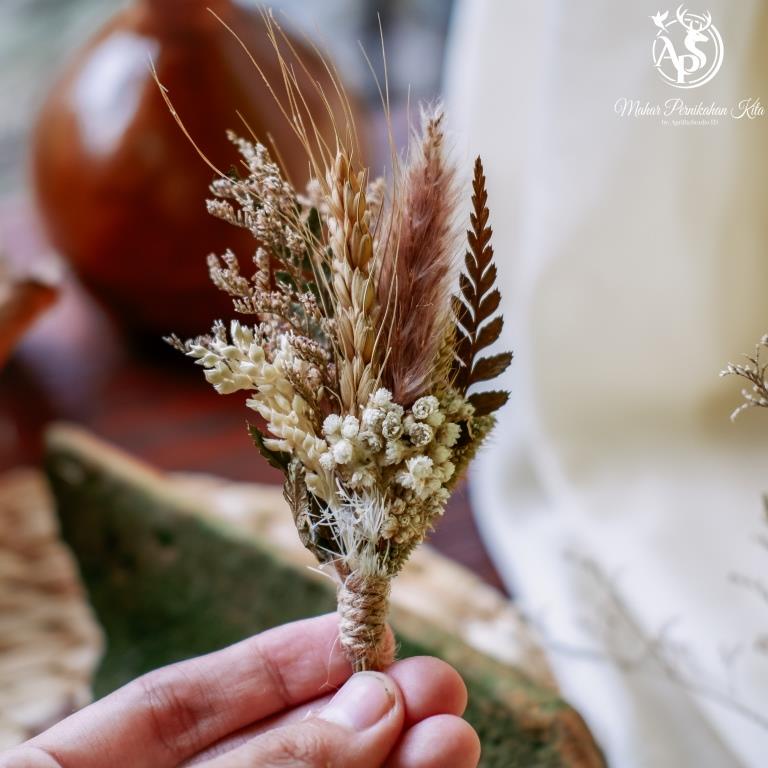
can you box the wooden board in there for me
[44,424,605,767]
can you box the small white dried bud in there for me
[323,414,343,436]
[412,396,439,420]
[381,411,403,440]
[396,455,434,495]
[383,440,405,465]
[359,430,383,452]
[319,451,336,471]
[349,467,376,490]
[362,406,385,429]
[372,388,392,407]
[408,455,433,479]
[407,422,434,447]
[341,415,360,439]
[332,439,354,464]
[439,422,462,448]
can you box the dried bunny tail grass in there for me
[380,107,458,401]
[378,105,460,405]
[328,151,381,413]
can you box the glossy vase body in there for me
[32,0,354,336]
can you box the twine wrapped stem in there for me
[337,569,394,672]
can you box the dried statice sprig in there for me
[720,335,768,420]
[166,12,512,671]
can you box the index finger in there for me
[8,613,367,768]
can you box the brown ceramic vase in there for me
[32,0,360,337]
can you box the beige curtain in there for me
[445,2,768,766]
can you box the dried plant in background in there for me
[720,334,768,419]
[167,11,512,671]
[534,550,768,732]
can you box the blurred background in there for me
[2,1,768,767]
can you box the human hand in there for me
[0,613,480,767]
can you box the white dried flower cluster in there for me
[178,317,476,550]
[182,320,334,501]
[319,388,473,546]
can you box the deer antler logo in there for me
[651,6,723,89]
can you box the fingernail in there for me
[319,672,396,731]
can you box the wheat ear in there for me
[327,151,380,413]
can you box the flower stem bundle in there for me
[169,14,512,671]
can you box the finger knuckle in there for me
[262,723,334,767]
[130,667,213,760]
[251,639,293,710]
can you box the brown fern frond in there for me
[451,157,512,415]
[379,106,460,405]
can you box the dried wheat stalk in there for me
[167,11,512,671]
[327,152,380,413]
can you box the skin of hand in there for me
[0,613,480,768]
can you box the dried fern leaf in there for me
[451,157,512,404]
[467,390,509,418]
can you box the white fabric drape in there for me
[444,2,768,766]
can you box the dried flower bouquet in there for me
[168,15,512,671]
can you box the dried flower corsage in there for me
[167,16,512,671]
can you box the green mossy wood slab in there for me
[45,426,605,768]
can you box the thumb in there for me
[200,671,404,768]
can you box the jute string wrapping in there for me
[337,571,394,671]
